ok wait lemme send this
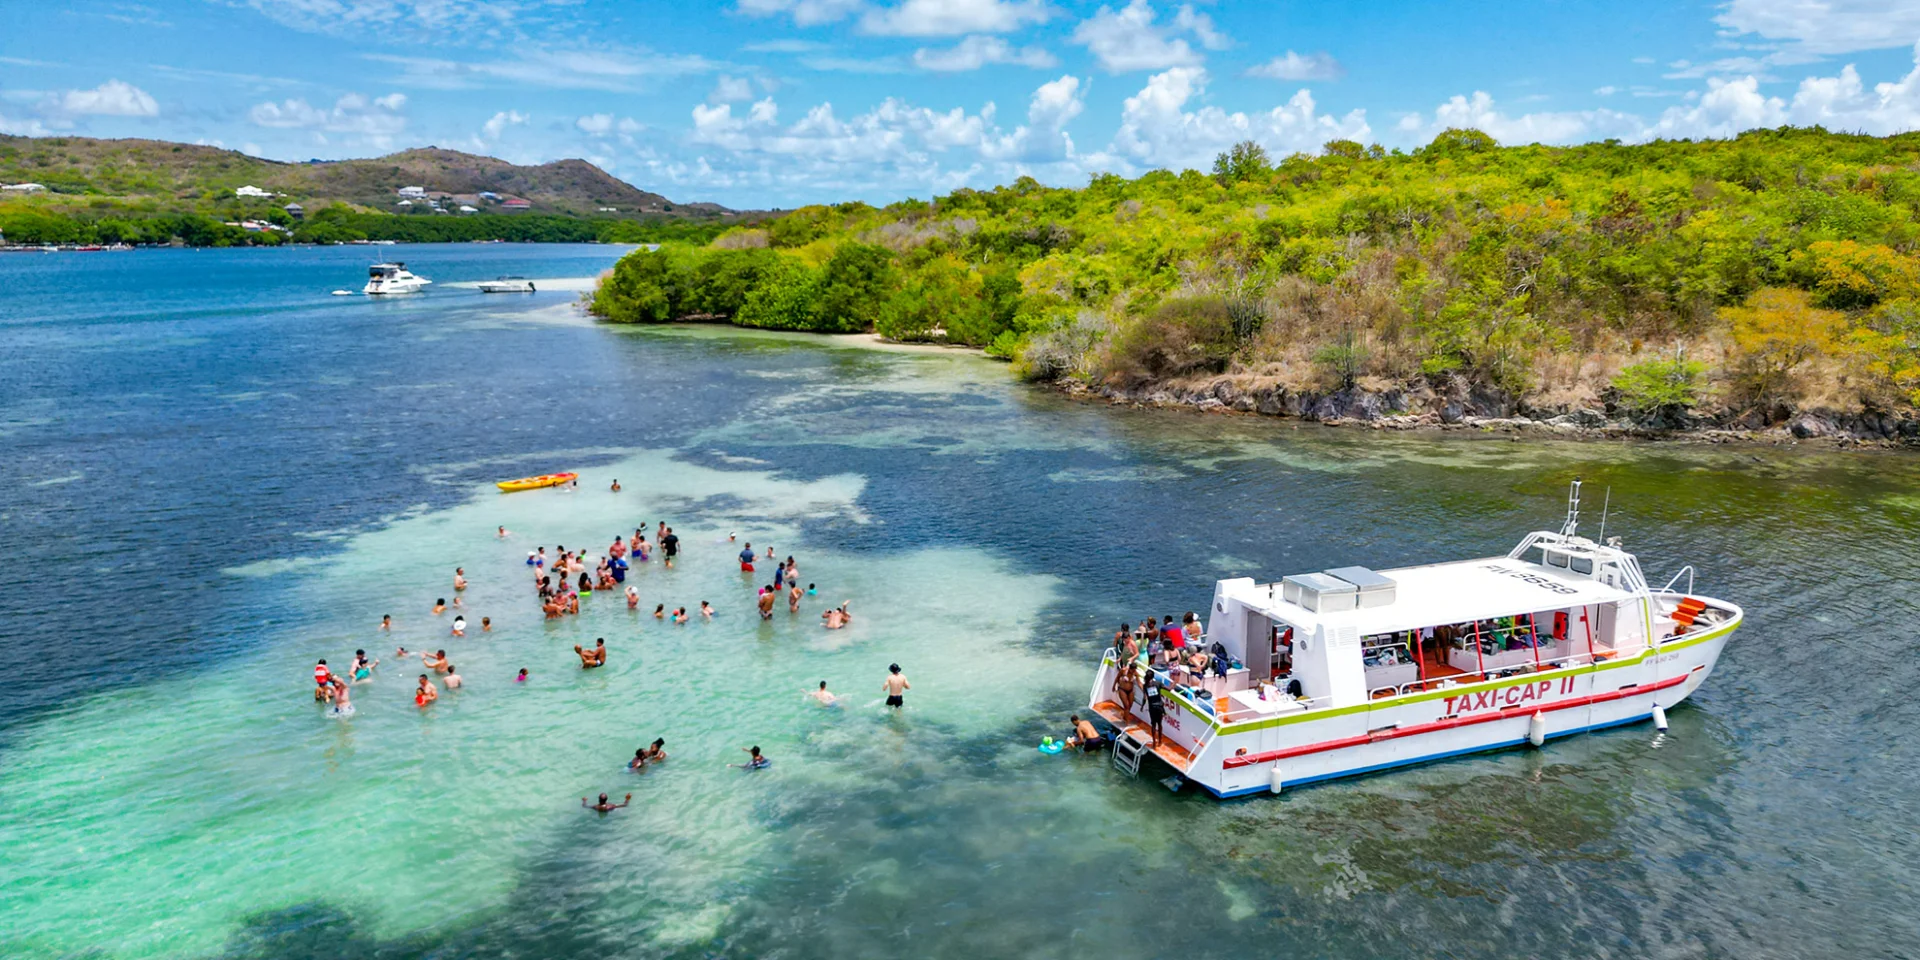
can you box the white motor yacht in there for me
[363,262,431,295]
[477,276,536,293]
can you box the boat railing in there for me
[1387,651,1599,698]
[1655,565,1696,597]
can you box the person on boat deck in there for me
[1144,674,1166,746]
[575,638,607,668]
[1067,714,1107,752]
[1162,614,1185,649]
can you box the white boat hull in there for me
[364,278,430,295]
[1090,609,1738,797]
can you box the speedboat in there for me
[1088,481,1742,796]
[363,262,431,295]
[478,276,536,293]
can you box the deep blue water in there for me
[3,243,1918,959]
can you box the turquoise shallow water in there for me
[2,245,1918,959]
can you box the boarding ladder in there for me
[1112,732,1148,778]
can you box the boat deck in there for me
[1092,700,1197,772]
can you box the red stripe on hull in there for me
[1220,672,1690,769]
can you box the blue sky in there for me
[4,0,1920,208]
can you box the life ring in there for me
[1037,738,1065,754]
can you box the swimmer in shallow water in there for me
[432,598,446,615]
[700,600,714,619]
[583,793,631,813]
[575,638,607,668]
[515,668,528,682]
[380,614,392,631]
[626,586,640,610]
[444,665,462,690]
[394,646,411,660]
[481,616,491,633]
[352,650,377,682]
[423,650,449,673]
[498,526,510,539]
[653,604,665,620]
[732,746,771,770]
[628,749,648,772]
[645,738,668,762]
[415,674,438,706]
[329,682,353,716]
[452,616,466,637]
[809,681,839,706]
[454,568,467,592]
[822,601,852,629]
[610,479,621,492]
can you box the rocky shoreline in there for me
[1060,377,1920,449]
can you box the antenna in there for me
[1561,478,1582,537]
[1597,487,1611,543]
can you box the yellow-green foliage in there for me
[589,127,1920,412]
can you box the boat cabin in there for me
[1194,532,1694,720]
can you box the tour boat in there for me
[1088,483,1742,797]
[363,262,432,295]
[477,276,536,293]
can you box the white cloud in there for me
[54,79,158,117]
[861,0,1053,36]
[482,109,529,139]
[0,112,50,136]
[1172,4,1228,50]
[1245,51,1344,82]
[913,35,1057,71]
[247,91,408,147]
[740,39,832,53]
[1072,0,1203,73]
[577,113,614,135]
[1716,0,1920,55]
[734,0,864,27]
[980,73,1085,161]
[802,55,911,73]
[710,75,755,102]
[237,0,532,38]
[1109,66,1370,169]
[366,46,717,92]
[1652,46,1920,137]
[1594,85,1618,96]
[1396,90,1641,144]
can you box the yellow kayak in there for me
[496,472,577,492]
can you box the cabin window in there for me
[1545,551,1569,568]
[1570,556,1594,575]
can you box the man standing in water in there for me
[582,793,631,813]
[662,528,679,568]
[882,663,910,709]
[575,638,607,668]
[739,543,756,572]
[757,587,776,620]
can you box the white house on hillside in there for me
[397,186,426,199]
[234,185,272,198]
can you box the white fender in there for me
[1269,766,1284,794]
[1652,704,1669,732]
[1527,711,1546,747]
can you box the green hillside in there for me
[590,126,1920,430]
[0,135,748,246]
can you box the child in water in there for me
[515,668,528,683]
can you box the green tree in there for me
[1211,140,1273,186]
